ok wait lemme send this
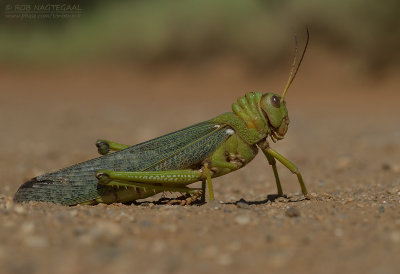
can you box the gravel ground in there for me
[0,51,399,274]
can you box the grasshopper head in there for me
[260,93,289,141]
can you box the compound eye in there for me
[271,95,281,108]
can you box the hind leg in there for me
[96,168,213,203]
[96,169,203,186]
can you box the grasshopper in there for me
[14,31,310,206]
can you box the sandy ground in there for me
[0,50,399,274]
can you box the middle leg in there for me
[96,139,130,155]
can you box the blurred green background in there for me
[1,0,399,74]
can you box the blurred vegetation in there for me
[0,0,399,73]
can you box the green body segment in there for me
[14,92,309,205]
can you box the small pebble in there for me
[387,187,400,195]
[14,205,26,214]
[276,197,288,203]
[140,220,152,227]
[227,241,241,251]
[24,236,48,248]
[265,234,274,243]
[334,228,343,237]
[321,193,333,199]
[206,200,222,210]
[269,251,291,268]
[392,164,400,173]
[20,222,35,235]
[79,221,122,244]
[162,224,177,232]
[234,215,250,225]
[152,240,166,253]
[301,236,311,245]
[217,253,233,266]
[236,200,250,209]
[390,231,400,244]
[285,207,300,218]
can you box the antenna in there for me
[281,27,309,101]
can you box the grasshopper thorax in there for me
[260,93,289,142]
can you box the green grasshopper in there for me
[14,32,310,206]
